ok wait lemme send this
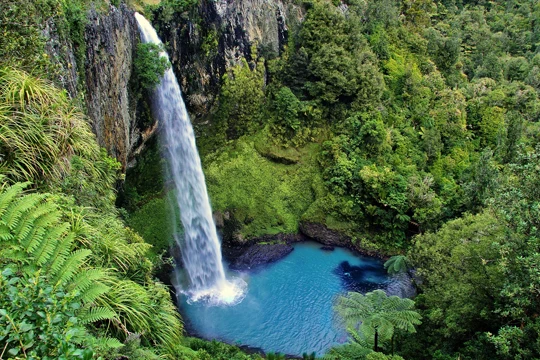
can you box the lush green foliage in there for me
[0,67,184,358]
[210,58,266,143]
[205,135,321,238]
[400,146,540,358]
[1,269,96,359]
[199,0,540,255]
[0,0,111,88]
[192,0,540,357]
[133,43,170,91]
[383,255,409,275]
[335,290,421,354]
[0,68,99,186]
[184,338,263,360]
[0,181,119,358]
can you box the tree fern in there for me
[384,255,409,275]
[335,290,421,352]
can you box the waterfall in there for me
[134,13,245,305]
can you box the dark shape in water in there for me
[334,260,389,293]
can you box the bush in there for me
[133,43,170,91]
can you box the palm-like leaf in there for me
[384,255,409,275]
[335,290,421,351]
[0,183,116,326]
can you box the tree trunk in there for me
[374,329,378,352]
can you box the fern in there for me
[71,268,109,297]
[0,181,29,217]
[79,306,117,324]
[51,248,91,285]
[89,336,124,350]
[79,282,110,304]
[384,255,409,275]
[3,193,44,229]
[43,228,74,270]
[0,224,12,241]
[0,182,117,328]
[335,290,422,352]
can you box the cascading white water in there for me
[134,13,246,305]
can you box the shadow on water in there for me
[334,261,389,293]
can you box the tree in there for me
[335,290,421,352]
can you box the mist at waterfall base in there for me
[134,13,246,306]
[179,242,410,356]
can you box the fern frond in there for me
[51,248,91,286]
[78,306,117,324]
[0,182,29,217]
[32,234,56,267]
[71,268,109,295]
[44,229,74,272]
[79,282,110,304]
[0,224,12,241]
[3,194,42,230]
[88,336,124,350]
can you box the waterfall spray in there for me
[134,13,246,305]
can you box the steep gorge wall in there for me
[45,3,154,171]
[46,1,303,169]
[84,4,147,170]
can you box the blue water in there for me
[178,242,401,356]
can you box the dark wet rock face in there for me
[44,4,157,171]
[230,243,294,270]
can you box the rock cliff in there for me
[84,4,149,170]
[157,0,304,119]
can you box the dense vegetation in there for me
[199,0,540,254]
[2,0,540,358]
[186,0,540,358]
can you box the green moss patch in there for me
[204,135,323,238]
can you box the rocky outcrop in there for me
[44,1,305,171]
[299,221,352,247]
[230,243,293,270]
[84,4,148,170]
[157,0,305,119]
[43,20,79,99]
[299,221,387,258]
